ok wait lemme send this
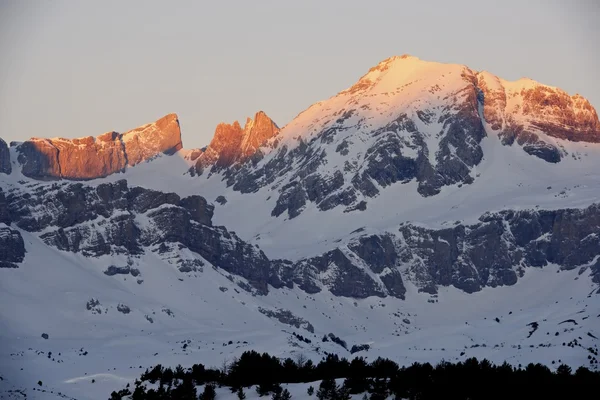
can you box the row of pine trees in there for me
[110,350,599,400]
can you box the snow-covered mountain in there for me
[1,55,599,400]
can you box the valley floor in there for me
[1,257,598,400]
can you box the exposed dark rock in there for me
[349,235,397,274]
[396,204,600,293]
[0,226,25,266]
[258,307,315,333]
[215,195,227,205]
[178,259,203,273]
[86,298,103,314]
[350,344,370,354]
[297,248,387,298]
[179,195,213,225]
[104,265,132,276]
[0,138,11,174]
[326,333,347,349]
[271,181,306,218]
[0,190,10,225]
[116,304,131,314]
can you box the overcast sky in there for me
[0,0,598,148]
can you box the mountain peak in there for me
[189,111,279,175]
[15,113,183,180]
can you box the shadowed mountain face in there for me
[2,178,599,298]
[14,113,182,180]
[0,139,10,174]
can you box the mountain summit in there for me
[190,55,599,222]
[188,111,280,175]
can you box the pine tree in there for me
[237,387,246,400]
[281,388,292,400]
[131,385,146,400]
[257,382,272,397]
[336,385,351,400]
[317,378,337,400]
[271,384,284,400]
[171,378,197,400]
[307,386,315,396]
[369,377,387,400]
[200,384,217,400]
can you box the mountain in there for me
[191,56,599,220]
[188,111,280,174]
[13,113,182,180]
[1,55,599,400]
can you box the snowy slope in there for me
[0,228,598,400]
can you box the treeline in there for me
[110,351,599,400]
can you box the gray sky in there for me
[1,0,598,149]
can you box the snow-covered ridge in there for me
[180,55,600,230]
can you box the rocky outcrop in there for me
[477,72,600,162]
[16,113,182,180]
[0,189,11,225]
[0,225,25,268]
[295,248,389,298]
[4,179,276,293]
[397,204,600,293]
[189,111,279,176]
[0,138,11,174]
[258,307,315,333]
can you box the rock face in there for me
[258,307,315,333]
[477,72,600,162]
[189,111,279,175]
[0,138,11,174]
[4,174,599,297]
[0,225,25,268]
[16,113,182,180]
[398,205,600,293]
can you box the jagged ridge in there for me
[11,113,182,180]
[188,111,280,176]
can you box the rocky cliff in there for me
[0,138,11,174]
[2,177,598,299]
[477,72,600,162]
[189,111,280,176]
[15,113,182,180]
